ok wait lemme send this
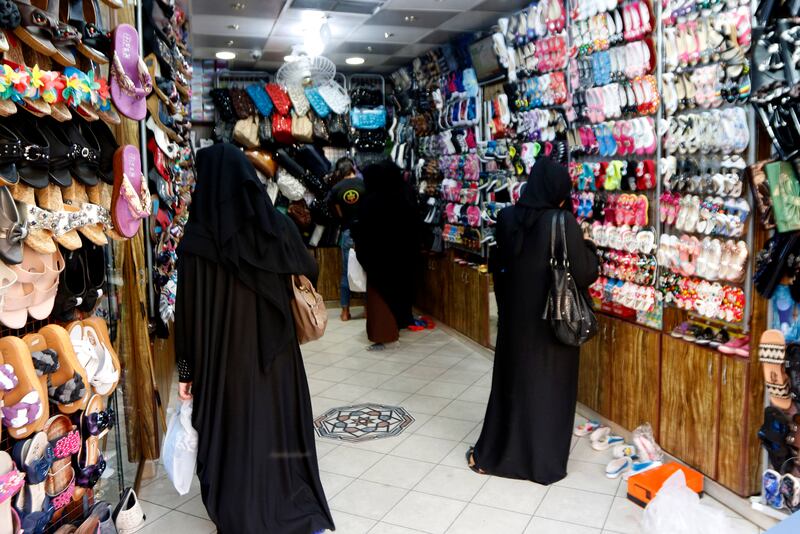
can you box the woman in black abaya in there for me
[174,144,334,534]
[351,161,419,349]
[469,157,599,485]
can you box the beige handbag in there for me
[290,275,327,344]
[233,116,259,148]
[291,112,314,143]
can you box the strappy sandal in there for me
[42,414,78,511]
[760,329,793,410]
[1,335,48,439]
[111,144,150,238]
[12,431,55,534]
[67,319,118,396]
[39,323,88,412]
[63,0,109,64]
[74,395,106,492]
[109,23,151,120]
[51,248,86,320]
[76,235,104,311]
[0,450,25,533]
[465,447,486,475]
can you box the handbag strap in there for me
[549,211,569,269]
[549,211,558,268]
[558,212,569,268]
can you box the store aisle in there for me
[133,310,762,534]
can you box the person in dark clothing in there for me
[351,160,419,350]
[468,157,599,485]
[326,157,365,321]
[174,143,334,534]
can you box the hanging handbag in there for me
[277,168,308,201]
[543,211,598,347]
[327,113,350,146]
[272,113,294,145]
[246,83,274,117]
[351,106,387,130]
[286,84,311,116]
[292,112,314,143]
[288,200,313,229]
[259,115,273,144]
[229,88,256,119]
[311,111,330,143]
[210,88,236,121]
[748,160,776,230]
[766,160,800,233]
[290,274,327,344]
[317,82,351,114]
[233,115,259,148]
[305,87,331,118]
[265,83,292,115]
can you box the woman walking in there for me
[468,157,599,484]
[174,144,334,533]
[352,161,420,350]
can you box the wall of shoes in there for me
[0,0,173,529]
[747,1,800,518]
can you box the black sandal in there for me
[465,447,486,475]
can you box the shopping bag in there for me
[162,399,198,495]
[347,249,367,293]
[642,470,731,534]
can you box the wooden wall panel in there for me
[314,247,342,302]
[660,338,720,476]
[716,357,750,495]
[610,322,661,437]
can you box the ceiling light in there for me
[227,24,240,30]
[346,57,365,65]
[230,2,246,9]
[216,51,236,60]
[284,55,297,62]
[384,32,394,39]
[404,15,416,22]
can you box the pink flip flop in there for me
[112,145,151,238]
[109,24,152,120]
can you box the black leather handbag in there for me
[543,211,597,347]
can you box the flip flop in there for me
[112,144,150,238]
[760,330,793,410]
[0,335,48,439]
[38,324,88,413]
[109,23,151,120]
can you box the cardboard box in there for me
[627,462,704,508]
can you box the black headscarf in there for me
[511,157,572,255]
[179,143,317,368]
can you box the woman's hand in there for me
[179,382,193,400]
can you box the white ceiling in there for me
[188,0,531,73]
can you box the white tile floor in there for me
[132,309,762,534]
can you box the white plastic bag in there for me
[347,249,367,293]
[162,399,198,495]
[642,470,731,534]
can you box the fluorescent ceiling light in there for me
[216,51,236,60]
[345,57,365,65]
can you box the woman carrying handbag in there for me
[468,157,599,485]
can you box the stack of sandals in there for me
[758,330,800,513]
[0,318,124,532]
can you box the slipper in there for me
[11,0,58,57]
[590,427,624,450]
[3,36,52,117]
[1,246,45,328]
[0,335,48,439]
[82,316,120,394]
[61,181,108,246]
[606,456,633,478]
[12,431,55,533]
[29,50,72,122]
[86,66,120,126]
[42,415,78,511]
[67,320,118,396]
[10,185,56,255]
[112,144,150,238]
[0,450,25,533]
[622,460,662,480]
[613,444,638,458]
[573,420,601,437]
[760,330,793,410]
[74,394,106,495]
[34,185,82,250]
[61,67,99,122]
[82,118,117,185]
[27,247,63,320]
[77,237,105,312]
[146,117,179,158]
[109,23,151,120]
[145,94,180,142]
[38,324,88,413]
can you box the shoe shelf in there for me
[657,0,757,341]
[565,0,661,328]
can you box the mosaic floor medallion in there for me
[314,403,415,443]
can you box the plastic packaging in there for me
[347,249,367,293]
[162,399,198,495]
[642,470,730,534]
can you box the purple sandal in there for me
[109,24,152,120]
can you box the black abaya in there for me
[175,144,334,533]
[473,158,599,485]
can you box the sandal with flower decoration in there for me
[61,66,99,121]
[2,32,52,117]
[109,23,151,120]
[42,414,78,512]
[111,145,149,238]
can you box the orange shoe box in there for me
[627,462,704,508]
